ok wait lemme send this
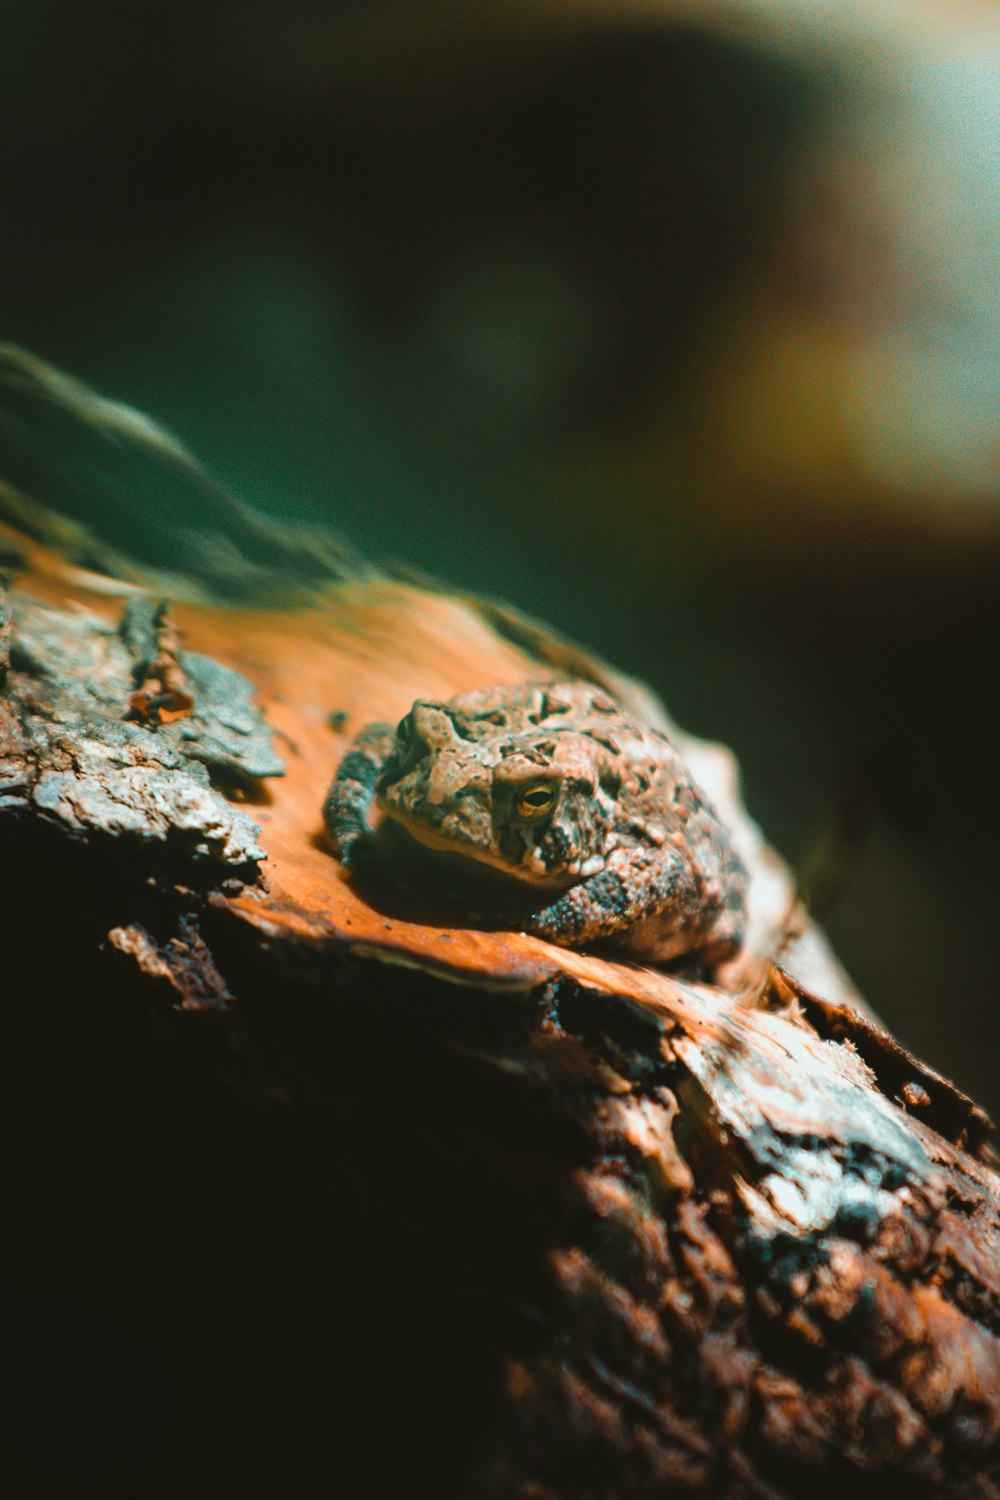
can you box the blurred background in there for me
[1,1,997,1098]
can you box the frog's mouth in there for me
[376,803,572,890]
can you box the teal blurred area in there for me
[1,2,998,1100]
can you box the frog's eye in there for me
[515,782,556,820]
[395,713,413,749]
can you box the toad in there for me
[323,680,747,966]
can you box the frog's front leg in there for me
[525,845,744,963]
[323,722,395,865]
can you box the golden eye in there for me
[516,782,556,820]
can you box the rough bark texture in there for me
[2,443,998,1495]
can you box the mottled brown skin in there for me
[324,681,748,966]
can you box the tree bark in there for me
[1,377,998,1496]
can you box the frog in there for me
[323,680,748,967]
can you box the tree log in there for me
[1,352,998,1497]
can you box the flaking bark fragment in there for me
[120,595,195,723]
[1,593,272,866]
[0,579,10,681]
[107,917,233,1009]
[20,715,264,865]
[118,593,285,777]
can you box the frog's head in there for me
[374,687,624,888]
